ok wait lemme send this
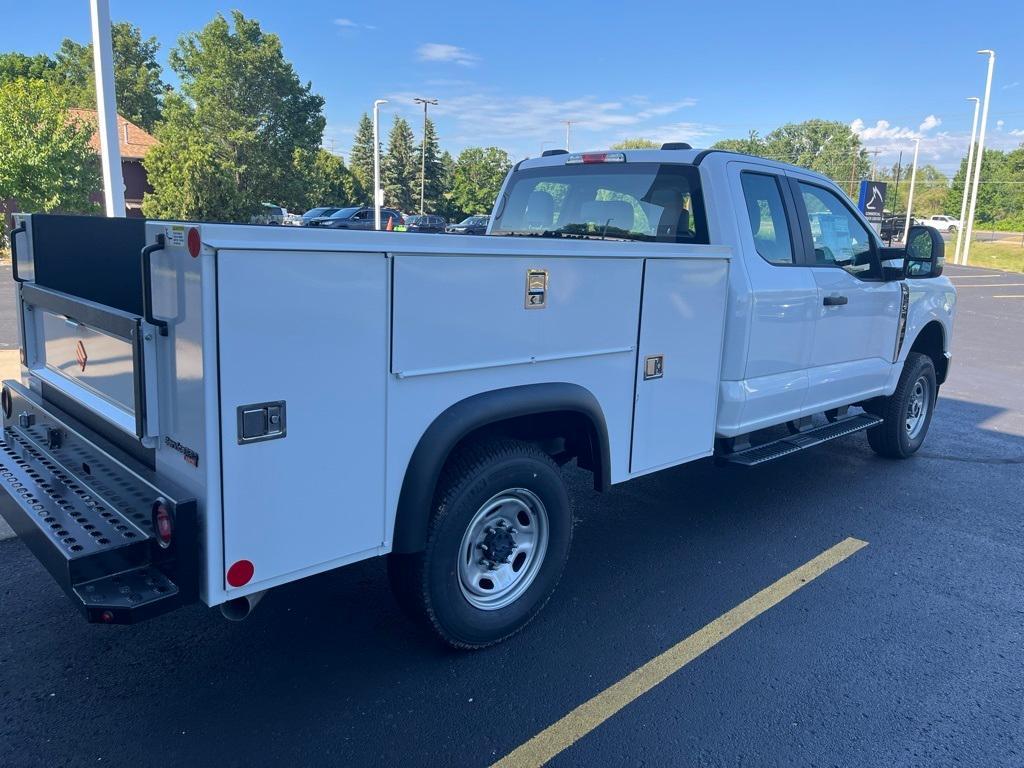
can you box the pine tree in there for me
[382,115,417,212]
[348,113,375,198]
[416,116,445,214]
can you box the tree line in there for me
[0,11,512,234]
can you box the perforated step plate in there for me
[720,413,883,467]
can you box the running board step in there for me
[719,413,883,467]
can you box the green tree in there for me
[52,22,166,131]
[713,121,868,195]
[0,52,56,85]
[945,146,1024,230]
[382,115,417,212]
[143,11,325,221]
[0,78,100,232]
[610,138,659,149]
[416,116,445,214]
[348,113,375,195]
[437,149,458,220]
[292,148,363,210]
[450,146,511,218]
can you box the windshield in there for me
[303,207,333,218]
[329,207,361,219]
[491,162,708,244]
[460,216,487,226]
[406,215,425,224]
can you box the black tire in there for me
[866,352,937,459]
[948,225,957,234]
[387,438,572,649]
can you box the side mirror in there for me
[905,225,944,278]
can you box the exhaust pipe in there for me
[220,590,267,621]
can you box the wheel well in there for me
[909,321,948,384]
[391,384,610,553]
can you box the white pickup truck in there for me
[0,146,955,648]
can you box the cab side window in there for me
[740,173,794,265]
[798,183,878,279]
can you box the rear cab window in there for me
[491,161,709,244]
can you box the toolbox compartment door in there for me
[216,249,389,590]
[629,257,730,474]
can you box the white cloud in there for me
[850,118,920,141]
[334,18,375,30]
[1002,81,1020,90]
[919,114,941,132]
[1010,128,1024,137]
[416,43,479,67]
[996,119,1005,130]
[380,90,706,159]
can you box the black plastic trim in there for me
[9,225,26,283]
[141,235,169,336]
[541,149,569,157]
[661,142,692,150]
[391,383,611,553]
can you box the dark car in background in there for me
[446,215,490,235]
[405,214,447,233]
[308,206,404,230]
[880,214,907,243]
[300,206,341,225]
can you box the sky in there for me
[2,0,1023,176]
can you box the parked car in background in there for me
[300,207,341,225]
[405,214,447,233]
[916,215,960,233]
[308,206,404,230]
[446,215,490,234]
[250,203,299,226]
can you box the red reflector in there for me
[187,227,201,258]
[153,501,173,548]
[100,610,114,623]
[227,560,255,587]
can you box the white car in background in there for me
[917,215,960,233]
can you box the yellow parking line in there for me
[492,537,868,768]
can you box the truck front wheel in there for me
[866,352,937,458]
[388,438,572,649]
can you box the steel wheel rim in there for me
[457,488,549,611]
[905,375,931,440]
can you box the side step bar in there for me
[718,413,883,467]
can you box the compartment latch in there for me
[237,401,286,444]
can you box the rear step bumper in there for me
[0,381,198,624]
[719,413,884,467]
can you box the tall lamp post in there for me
[962,49,996,267]
[89,0,125,217]
[563,120,574,152]
[373,99,388,231]
[953,97,981,265]
[413,97,438,215]
[902,138,920,242]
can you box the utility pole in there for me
[866,148,883,181]
[413,97,437,214]
[902,138,920,242]
[373,99,388,230]
[954,97,981,265]
[89,0,125,217]
[889,151,903,246]
[962,50,996,267]
[564,120,574,152]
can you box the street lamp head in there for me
[976,49,995,57]
[966,96,979,102]
[374,99,388,108]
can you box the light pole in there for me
[963,49,996,267]
[902,138,920,242]
[89,0,125,217]
[563,120,574,152]
[954,97,981,265]
[372,99,387,230]
[413,97,437,215]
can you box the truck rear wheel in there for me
[388,438,572,649]
[866,352,937,459]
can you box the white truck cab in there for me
[0,146,954,647]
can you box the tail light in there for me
[152,499,173,548]
[566,152,626,164]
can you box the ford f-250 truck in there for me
[0,146,955,648]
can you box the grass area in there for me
[960,241,1024,273]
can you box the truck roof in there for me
[514,147,835,185]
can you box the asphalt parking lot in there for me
[1,264,1022,767]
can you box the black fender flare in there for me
[390,382,611,553]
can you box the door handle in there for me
[823,294,848,306]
